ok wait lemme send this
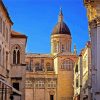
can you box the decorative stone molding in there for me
[25,79,33,88]
[25,77,57,89]
[84,0,94,4]
[49,90,55,95]
[89,19,97,29]
[89,16,100,29]
[96,16,100,25]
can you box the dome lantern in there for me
[51,8,71,35]
[58,7,63,23]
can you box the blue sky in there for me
[3,0,89,54]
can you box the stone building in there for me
[74,41,91,100]
[84,0,100,100]
[10,30,27,100]
[74,55,82,100]
[0,1,24,100]
[81,42,91,100]
[0,0,13,99]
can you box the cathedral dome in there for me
[52,8,71,35]
[52,22,71,35]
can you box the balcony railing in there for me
[26,66,54,72]
[35,67,43,72]
[47,67,54,71]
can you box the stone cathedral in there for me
[25,9,77,100]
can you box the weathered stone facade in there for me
[10,31,27,100]
[74,41,91,100]
[84,0,100,100]
[0,1,25,100]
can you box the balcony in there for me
[47,67,54,71]
[35,67,43,72]
[26,65,54,73]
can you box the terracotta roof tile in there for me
[11,30,27,38]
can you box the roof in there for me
[11,30,27,39]
[26,53,53,58]
[0,0,13,25]
[52,22,71,35]
[51,8,71,35]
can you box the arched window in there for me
[54,42,58,53]
[17,50,20,64]
[12,46,21,65]
[13,50,16,64]
[46,62,53,71]
[35,62,42,71]
[61,44,64,52]
[61,59,74,71]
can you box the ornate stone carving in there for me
[89,17,100,29]
[25,79,33,88]
[49,90,55,95]
[89,19,97,29]
[84,0,94,4]
[88,7,96,21]
[96,16,100,24]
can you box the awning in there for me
[12,87,22,95]
[0,79,12,88]
[0,79,22,95]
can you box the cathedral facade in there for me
[25,8,77,100]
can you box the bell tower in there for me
[50,8,74,100]
[84,0,100,100]
[51,8,72,55]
